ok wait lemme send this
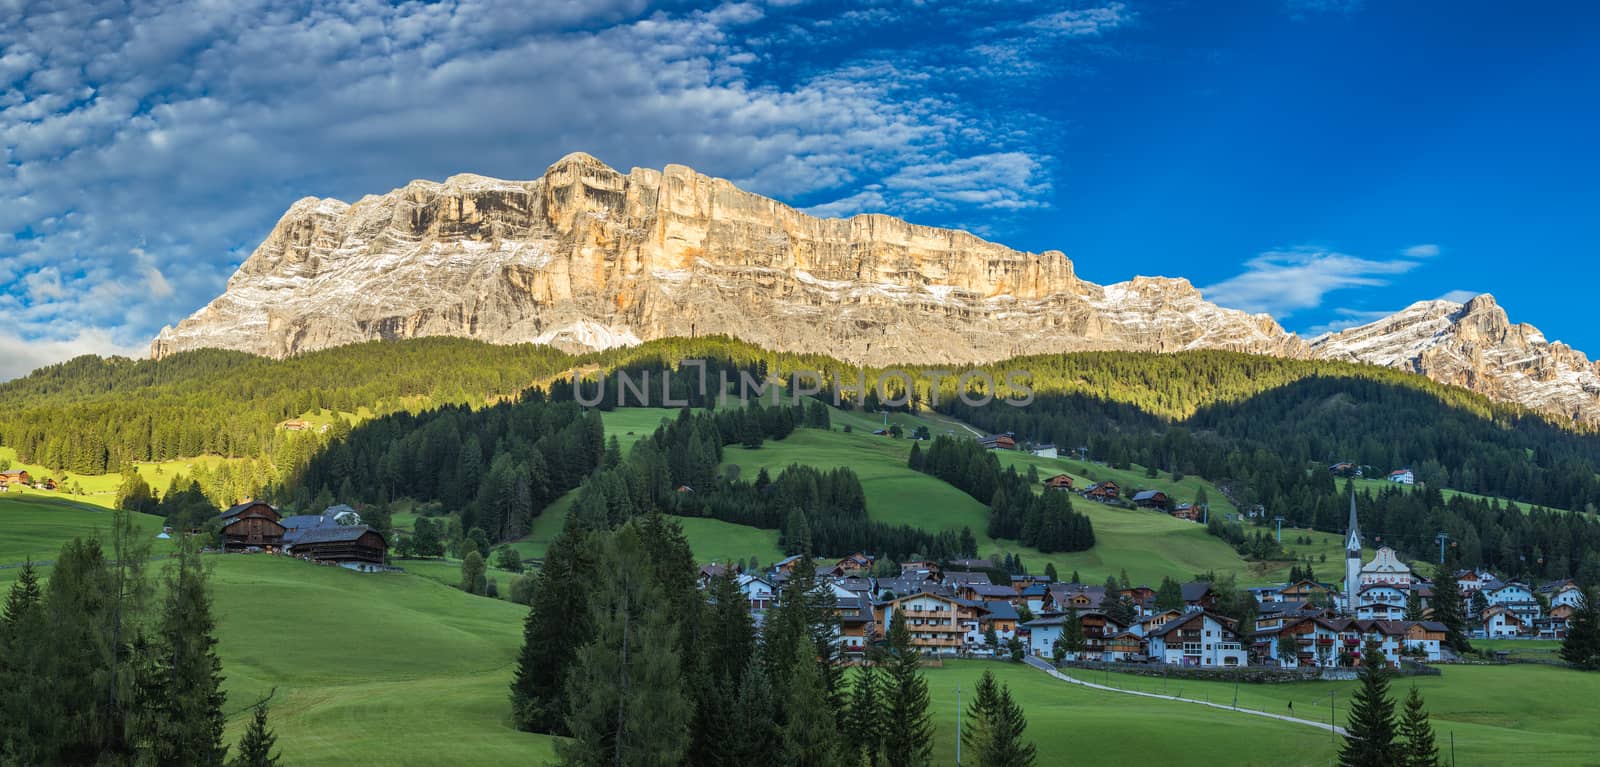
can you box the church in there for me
[1344,495,1416,616]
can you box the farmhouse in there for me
[216,501,286,552]
[1170,503,1202,522]
[0,469,31,487]
[1082,481,1120,502]
[1042,474,1075,491]
[737,573,776,611]
[285,525,389,570]
[1131,490,1169,509]
[978,434,1016,450]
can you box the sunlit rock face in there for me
[152,153,1599,425]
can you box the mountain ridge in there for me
[150,151,1600,425]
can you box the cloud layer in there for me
[0,0,1131,377]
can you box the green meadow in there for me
[1075,663,1600,766]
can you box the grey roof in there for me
[218,500,274,520]
[1181,582,1213,603]
[286,524,383,546]
[279,514,329,530]
[1132,490,1165,501]
[983,600,1020,621]
[967,584,1018,598]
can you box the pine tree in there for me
[780,638,845,767]
[983,684,1037,767]
[557,526,690,766]
[727,663,782,765]
[844,656,886,767]
[230,702,281,767]
[140,544,230,767]
[961,669,1000,760]
[511,514,594,734]
[1560,587,1600,670]
[1428,564,1472,653]
[1340,639,1399,767]
[882,611,933,767]
[1397,686,1440,767]
[0,562,47,765]
[1154,577,1184,612]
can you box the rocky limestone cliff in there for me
[151,152,1305,365]
[1310,295,1600,425]
[151,152,1600,425]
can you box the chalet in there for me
[1280,579,1335,604]
[1401,621,1447,661]
[1021,614,1067,657]
[1484,582,1535,606]
[1455,569,1494,593]
[1268,616,1345,668]
[978,434,1017,450]
[1082,481,1120,502]
[217,501,286,553]
[281,419,311,431]
[1019,584,1049,613]
[773,555,806,576]
[835,576,875,597]
[900,560,939,575]
[1105,631,1145,661]
[1170,503,1202,522]
[1181,582,1217,611]
[1146,611,1246,667]
[833,552,875,576]
[1356,583,1409,609]
[1042,474,1075,491]
[1483,605,1528,638]
[1356,602,1407,621]
[1046,583,1106,612]
[1249,586,1284,604]
[875,592,965,652]
[285,525,388,570]
[697,564,730,586]
[1387,468,1415,485]
[1081,611,1127,656]
[980,600,1021,640]
[1131,609,1185,638]
[1131,490,1169,509]
[948,558,996,571]
[1328,461,1359,477]
[1540,580,1587,610]
[737,574,776,611]
[834,593,876,653]
[0,469,30,487]
[1029,444,1058,458]
[877,574,947,601]
[1537,607,1575,640]
[962,583,1020,603]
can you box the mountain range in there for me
[151,152,1600,425]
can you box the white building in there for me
[737,574,776,611]
[1359,547,1415,588]
[1388,469,1415,485]
[1145,611,1246,667]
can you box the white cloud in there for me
[0,329,146,382]
[1438,289,1481,304]
[0,0,1135,378]
[1201,246,1422,317]
[1403,243,1441,258]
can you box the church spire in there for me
[1345,492,1362,552]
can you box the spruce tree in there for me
[0,562,47,765]
[557,526,690,767]
[1428,563,1472,653]
[844,655,886,767]
[511,514,594,734]
[1559,587,1600,670]
[882,611,933,767]
[1397,686,1440,767]
[141,545,229,767]
[1340,639,1399,767]
[780,638,845,767]
[960,669,1000,760]
[727,663,782,765]
[230,702,281,767]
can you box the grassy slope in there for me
[925,661,1336,766]
[1081,664,1600,766]
[0,495,172,564]
[0,446,232,509]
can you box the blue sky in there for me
[2,0,1596,378]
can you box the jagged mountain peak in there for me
[151,151,1599,424]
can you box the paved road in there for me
[1023,657,1349,737]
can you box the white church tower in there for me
[1344,493,1362,612]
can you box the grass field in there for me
[1072,663,1600,766]
[0,446,237,509]
[924,661,1338,766]
[0,494,172,564]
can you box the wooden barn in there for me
[1083,481,1120,501]
[1132,490,1169,508]
[217,501,285,552]
[286,525,389,569]
[1042,474,1075,491]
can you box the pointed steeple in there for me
[1345,492,1362,554]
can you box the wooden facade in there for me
[218,501,285,552]
[288,527,388,566]
[1042,474,1075,491]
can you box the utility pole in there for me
[1435,532,1451,564]
[1274,515,1286,543]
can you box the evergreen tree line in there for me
[910,437,1095,553]
[291,391,605,545]
[1560,588,1600,670]
[0,515,281,767]
[508,500,980,766]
